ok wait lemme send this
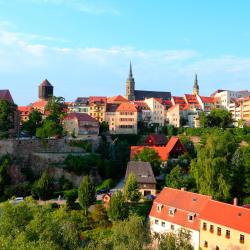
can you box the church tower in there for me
[126,62,135,101]
[193,73,199,95]
[38,79,54,101]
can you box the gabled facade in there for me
[125,161,156,196]
[149,187,212,250]
[145,133,167,146]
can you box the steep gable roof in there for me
[149,187,212,231]
[116,102,137,112]
[200,200,250,234]
[18,106,33,112]
[89,96,107,104]
[146,133,167,146]
[107,95,128,103]
[0,90,14,104]
[125,161,156,184]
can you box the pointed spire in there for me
[193,73,199,95]
[129,61,133,79]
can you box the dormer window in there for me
[188,213,196,222]
[168,207,176,216]
[157,204,163,212]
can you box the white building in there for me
[149,187,212,250]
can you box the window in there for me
[240,234,245,244]
[157,204,163,212]
[203,222,207,231]
[155,220,159,225]
[217,227,221,236]
[188,213,196,222]
[204,241,208,248]
[210,225,214,233]
[168,207,176,216]
[161,221,165,227]
[226,230,230,239]
[170,224,175,230]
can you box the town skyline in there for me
[1,0,250,104]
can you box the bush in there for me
[69,140,92,152]
[64,189,78,209]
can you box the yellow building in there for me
[240,97,250,122]
[88,97,107,123]
[199,200,250,250]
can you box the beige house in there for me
[63,113,99,139]
[105,102,138,134]
[125,161,156,196]
[199,199,250,250]
[166,104,181,127]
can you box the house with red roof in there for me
[199,199,250,250]
[63,112,99,139]
[145,133,167,146]
[133,100,151,125]
[149,187,212,250]
[130,136,186,162]
[107,95,128,104]
[105,102,138,134]
[18,106,33,124]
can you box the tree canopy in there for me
[124,173,141,202]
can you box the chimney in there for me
[181,187,186,191]
[233,197,238,206]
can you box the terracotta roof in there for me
[32,100,48,109]
[0,90,14,104]
[116,102,137,112]
[184,94,199,105]
[172,96,186,105]
[89,96,107,104]
[149,187,212,231]
[64,112,98,123]
[199,96,215,103]
[107,95,128,103]
[125,161,156,184]
[131,136,184,161]
[18,106,33,112]
[200,200,250,234]
[40,79,53,87]
[133,101,150,110]
[163,99,173,106]
[167,105,179,112]
[154,98,163,104]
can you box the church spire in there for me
[129,61,133,79]
[126,61,135,101]
[193,73,199,95]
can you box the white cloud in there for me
[17,0,120,15]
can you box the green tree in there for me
[22,109,42,137]
[99,121,109,134]
[0,155,11,196]
[134,148,162,176]
[124,173,141,202]
[207,108,233,128]
[199,111,208,128]
[112,215,151,250]
[36,119,63,139]
[78,175,96,216]
[242,146,250,199]
[45,96,65,122]
[91,204,110,228]
[157,228,194,250]
[0,100,16,138]
[64,189,78,209]
[32,170,54,200]
[107,190,129,222]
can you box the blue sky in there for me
[0,0,250,105]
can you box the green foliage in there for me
[165,165,194,190]
[96,179,115,192]
[161,124,177,136]
[0,100,16,138]
[0,155,11,197]
[107,191,129,222]
[91,204,110,228]
[134,148,162,176]
[58,175,73,191]
[32,170,54,200]
[45,96,65,122]
[111,214,151,250]
[199,111,207,128]
[22,109,42,137]
[156,228,194,250]
[78,175,96,216]
[99,121,109,134]
[124,173,141,202]
[207,108,233,128]
[69,140,92,152]
[64,189,78,209]
[36,119,63,139]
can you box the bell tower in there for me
[126,62,135,101]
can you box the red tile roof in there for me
[172,96,186,105]
[107,95,128,103]
[89,96,107,104]
[130,136,185,161]
[116,102,137,112]
[149,187,212,231]
[32,100,48,109]
[133,101,150,110]
[64,113,98,123]
[199,96,215,103]
[18,106,33,112]
[200,200,250,234]
[0,90,14,104]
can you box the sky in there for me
[0,0,250,105]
